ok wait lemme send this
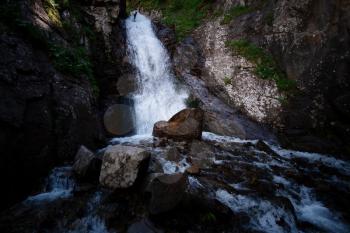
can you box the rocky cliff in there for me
[0,0,127,209]
[139,0,350,156]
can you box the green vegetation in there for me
[200,212,217,223]
[1,1,99,96]
[43,0,62,27]
[223,76,231,85]
[265,11,274,26]
[128,0,212,40]
[185,96,200,108]
[221,5,254,25]
[49,44,99,95]
[226,39,296,92]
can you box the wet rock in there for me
[72,145,102,181]
[103,104,135,136]
[149,173,188,214]
[128,218,163,233]
[256,140,279,157]
[155,22,176,56]
[186,165,200,175]
[99,145,150,189]
[186,72,276,141]
[189,140,215,169]
[153,108,204,141]
[165,147,181,162]
[148,156,164,173]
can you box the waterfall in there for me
[125,12,188,134]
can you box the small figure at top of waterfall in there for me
[133,11,138,22]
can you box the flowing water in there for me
[125,12,188,134]
[4,13,350,233]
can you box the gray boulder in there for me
[99,145,150,189]
[73,145,101,181]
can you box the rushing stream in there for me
[1,13,350,233]
[125,12,188,134]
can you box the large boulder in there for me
[99,145,150,189]
[103,104,135,136]
[149,173,187,215]
[72,145,101,181]
[153,108,204,141]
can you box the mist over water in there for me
[125,12,188,134]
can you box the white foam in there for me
[216,189,298,233]
[273,175,291,186]
[126,13,188,134]
[269,145,350,175]
[25,166,74,203]
[290,186,350,233]
[202,131,258,144]
[110,134,153,145]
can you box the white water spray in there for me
[125,12,188,134]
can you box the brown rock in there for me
[186,165,200,175]
[152,108,204,141]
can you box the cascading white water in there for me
[125,12,188,134]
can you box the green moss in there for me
[185,96,200,108]
[49,44,99,95]
[221,5,254,24]
[43,0,62,27]
[226,39,296,92]
[130,0,212,40]
[223,76,231,85]
[200,212,217,223]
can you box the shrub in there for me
[185,96,200,108]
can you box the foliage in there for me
[226,39,296,92]
[129,0,213,40]
[185,96,200,108]
[221,5,254,24]
[200,212,217,223]
[223,76,231,85]
[49,44,99,95]
[43,0,62,27]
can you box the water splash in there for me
[125,13,188,134]
[25,166,74,203]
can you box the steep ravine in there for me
[0,0,350,232]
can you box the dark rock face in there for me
[0,33,103,209]
[169,0,350,156]
[73,145,102,182]
[148,173,187,215]
[173,37,277,142]
[153,108,204,141]
[224,0,350,155]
